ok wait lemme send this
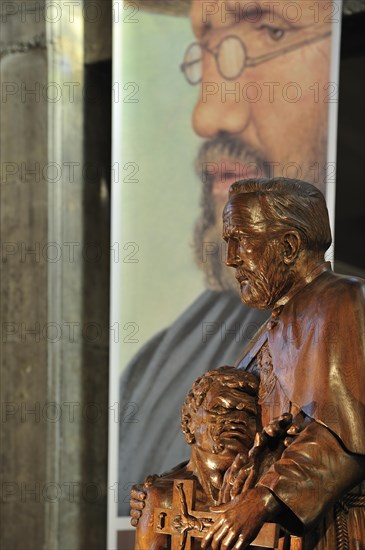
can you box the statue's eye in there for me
[213,405,227,414]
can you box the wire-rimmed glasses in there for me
[180,29,332,85]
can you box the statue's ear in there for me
[282,231,301,265]
[185,432,196,445]
[182,413,196,445]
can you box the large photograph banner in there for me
[109,1,342,548]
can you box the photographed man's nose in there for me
[192,57,251,139]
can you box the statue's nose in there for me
[225,240,241,268]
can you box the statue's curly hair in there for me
[181,366,259,444]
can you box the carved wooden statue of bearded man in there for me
[131,178,365,550]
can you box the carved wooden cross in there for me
[154,479,280,550]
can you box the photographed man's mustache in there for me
[195,133,268,187]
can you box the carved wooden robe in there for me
[237,264,365,549]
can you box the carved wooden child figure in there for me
[131,367,262,549]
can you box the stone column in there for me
[0,1,111,548]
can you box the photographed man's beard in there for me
[194,217,237,292]
[193,135,268,293]
[239,242,294,309]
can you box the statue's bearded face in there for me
[190,384,257,457]
[223,197,294,309]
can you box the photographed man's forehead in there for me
[191,0,332,35]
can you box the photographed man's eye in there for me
[265,26,286,41]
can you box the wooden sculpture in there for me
[130,178,365,549]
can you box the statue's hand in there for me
[219,452,250,504]
[220,414,301,504]
[201,486,280,550]
[220,430,269,503]
[263,413,293,440]
[129,484,147,527]
[262,413,305,451]
[130,474,161,526]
